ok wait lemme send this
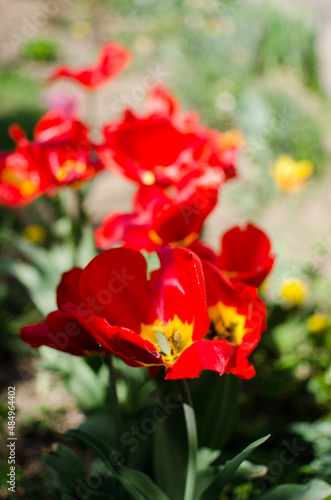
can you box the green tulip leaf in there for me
[67,429,171,500]
[199,435,270,500]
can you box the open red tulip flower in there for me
[190,223,275,287]
[97,86,243,186]
[31,109,102,185]
[21,246,256,380]
[0,110,102,207]
[95,168,223,251]
[202,260,267,379]
[0,151,50,208]
[48,41,132,89]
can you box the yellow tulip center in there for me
[148,230,199,247]
[140,315,194,366]
[55,160,87,182]
[1,167,39,197]
[206,302,246,346]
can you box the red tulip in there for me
[0,151,48,208]
[190,224,275,287]
[48,41,132,89]
[202,260,267,379]
[95,168,223,251]
[21,247,266,380]
[0,110,101,207]
[97,86,242,186]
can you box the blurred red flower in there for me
[48,41,132,89]
[0,110,101,207]
[0,151,49,208]
[190,224,275,287]
[95,168,223,251]
[97,86,242,186]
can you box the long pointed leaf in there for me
[183,403,198,500]
[67,429,170,500]
[192,373,239,451]
[199,435,270,500]
[153,405,187,500]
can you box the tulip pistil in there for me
[140,316,193,365]
[206,302,246,346]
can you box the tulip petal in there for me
[218,224,275,287]
[49,41,131,89]
[20,309,104,357]
[78,247,157,331]
[165,339,236,379]
[146,86,180,117]
[94,211,155,251]
[57,268,83,308]
[63,309,162,367]
[151,247,210,341]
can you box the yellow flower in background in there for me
[22,224,46,244]
[221,129,244,149]
[272,155,314,192]
[280,278,308,306]
[307,313,330,333]
[70,20,91,39]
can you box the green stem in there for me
[74,188,86,243]
[178,379,193,407]
[86,90,98,137]
[108,355,122,449]
[178,380,198,500]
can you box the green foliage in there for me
[256,479,331,500]
[252,6,319,90]
[10,214,97,316]
[39,349,108,410]
[199,435,270,499]
[67,429,171,500]
[191,372,239,451]
[21,39,58,62]
[153,405,188,500]
[270,310,331,410]
[43,443,118,499]
[293,420,331,482]
[0,71,45,149]
[44,429,270,500]
[42,443,86,493]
